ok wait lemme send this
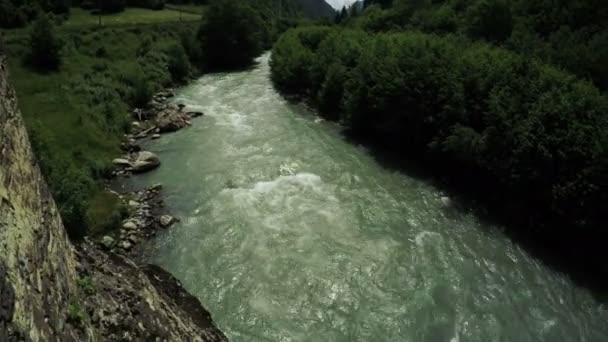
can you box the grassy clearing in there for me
[65,7,202,27]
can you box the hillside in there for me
[0,53,226,341]
[295,0,335,18]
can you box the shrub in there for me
[131,75,153,108]
[167,43,190,83]
[27,14,63,71]
[67,302,85,326]
[77,276,96,295]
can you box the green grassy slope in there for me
[3,12,201,236]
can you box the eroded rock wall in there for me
[0,53,226,342]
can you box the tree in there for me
[466,0,513,42]
[28,13,62,71]
[198,0,264,70]
[0,0,27,28]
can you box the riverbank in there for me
[1,55,227,341]
[2,20,202,237]
[94,89,205,257]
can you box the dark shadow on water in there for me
[339,127,608,303]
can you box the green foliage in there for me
[349,0,608,91]
[77,276,96,295]
[270,26,331,94]
[67,302,85,326]
[466,0,512,42]
[167,43,191,83]
[198,0,263,70]
[85,191,126,236]
[131,73,153,107]
[5,22,200,237]
[27,13,63,71]
[271,26,608,234]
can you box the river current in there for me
[128,54,608,341]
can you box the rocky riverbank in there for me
[1,55,226,341]
[98,90,205,257]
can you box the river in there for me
[128,54,608,341]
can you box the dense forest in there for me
[271,0,608,276]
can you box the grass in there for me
[3,19,201,236]
[165,4,207,15]
[65,7,202,27]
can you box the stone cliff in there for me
[0,53,227,341]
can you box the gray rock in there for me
[101,236,115,249]
[155,106,190,133]
[441,196,452,207]
[159,215,174,228]
[149,183,163,192]
[122,221,137,231]
[120,241,133,251]
[112,158,132,167]
[128,200,140,208]
[151,134,161,139]
[131,151,160,173]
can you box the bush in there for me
[198,0,264,70]
[167,43,191,83]
[131,75,153,108]
[27,14,63,71]
[67,302,85,326]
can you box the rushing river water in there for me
[128,54,608,341]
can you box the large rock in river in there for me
[155,105,191,133]
[131,151,160,173]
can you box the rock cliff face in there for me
[0,54,226,341]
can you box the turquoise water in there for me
[129,54,608,341]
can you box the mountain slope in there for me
[294,0,335,18]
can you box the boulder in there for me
[120,241,133,251]
[123,221,137,231]
[441,196,452,207]
[155,106,190,133]
[149,183,163,192]
[101,236,115,249]
[131,151,160,173]
[151,134,161,139]
[112,158,132,168]
[159,215,175,228]
[128,200,140,208]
